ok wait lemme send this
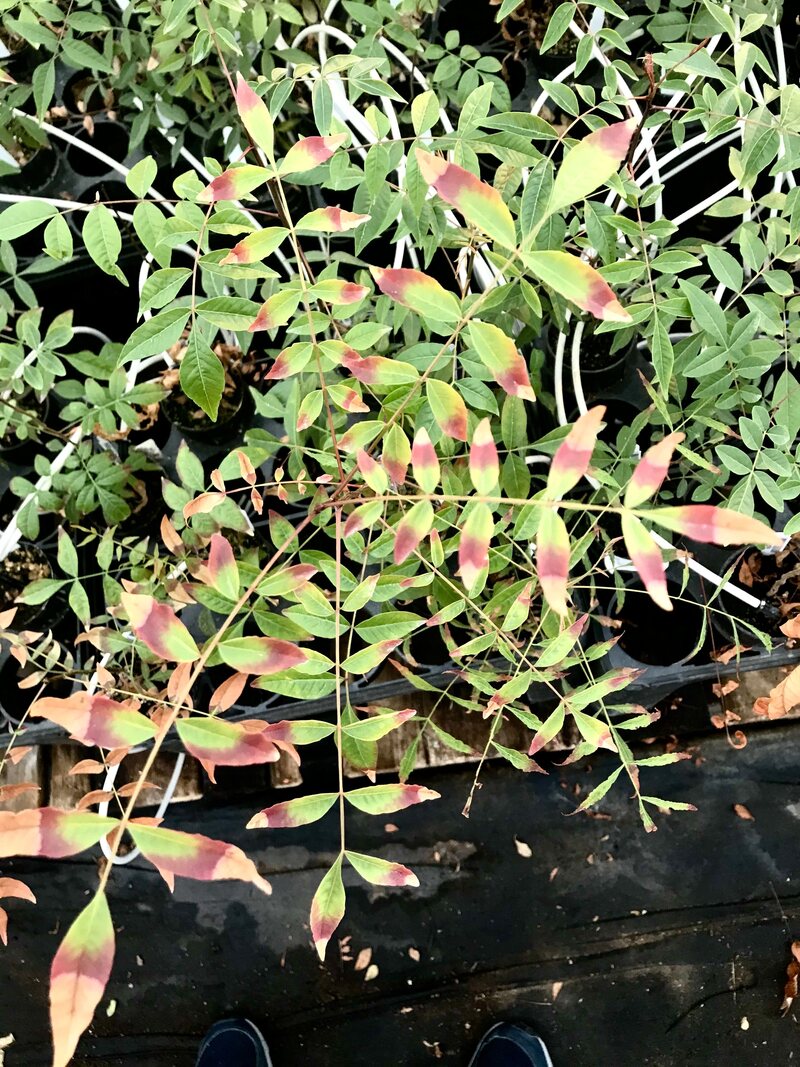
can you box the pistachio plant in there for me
[0,48,788,1067]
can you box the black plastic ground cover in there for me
[5,721,800,1066]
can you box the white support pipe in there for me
[11,110,172,208]
[563,326,772,611]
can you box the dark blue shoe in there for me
[469,1022,554,1067]
[195,1018,272,1067]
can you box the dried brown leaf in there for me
[354,947,372,972]
[209,672,249,714]
[712,644,751,665]
[69,759,106,776]
[117,781,158,797]
[0,877,36,904]
[160,515,183,554]
[76,790,115,810]
[514,837,532,858]
[0,781,38,801]
[712,679,739,698]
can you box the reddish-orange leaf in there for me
[411,427,440,493]
[469,418,499,496]
[183,492,227,518]
[234,73,274,157]
[427,379,468,441]
[382,425,411,486]
[468,321,535,401]
[344,783,440,815]
[176,717,279,783]
[340,348,418,386]
[547,406,606,499]
[370,266,461,323]
[296,206,370,232]
[416,150,516,247]
[0,781,39,802]
[218,636,308,675]
[121,593,200,663]
[394,500,434,564]
[549,119,637,214]
[206,533,239,601]
[310,279,370,305]
[69,760,106,775]
[458,502,493,593]
[536,508,570,615]
[50,892,114,1067]
[625,432,685,508]
[357,449,388,494]
[523,251,632,322]
[0,808,118,859]
[649,506,783,547]
[208,671,249,713]
[235,450,256,485]
[129,820,271,894]
[247,792,337,830]
[29,692,156,749]
[197,164,270,204]
[310,855,345,960]
[346,850,419,887]
[160,515,183,554]
[280,134,347,176]
[247,290,301,333]
[0,876,36,903]
[621,513,671,612]
[221,226,287,266]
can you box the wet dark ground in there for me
[4,721,800,1066]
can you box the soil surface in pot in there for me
[731,537,800,630]
[502,0,585,58]
[162,344,250,436]
[579,330,631,374]
[0,392,49,454]
[0,543,51,628]
[613,579,705,666]
[0,656,71,726]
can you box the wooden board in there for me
[346,690,576,778]
[0,745,43,811]
[46,746,204,810]
[3,719,800,1065]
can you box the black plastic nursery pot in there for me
[0,541,57,630]
[63,120,130,178]
[0,144,60,196]
[406,625,455,670]
[575,329,638,390]
[715,537,800,644]
[606,575,707,669]
[0,652,72,729]
[118,468,168,536]
[162,374,254,450]
[0,395,52,465]
[543,321,647,407]
[0,546,73,732]
[592,541,800,708]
